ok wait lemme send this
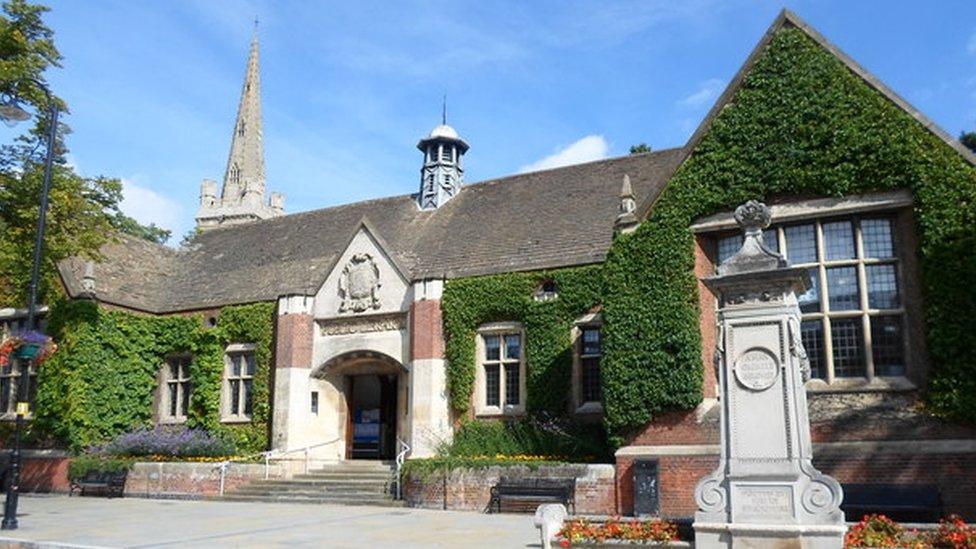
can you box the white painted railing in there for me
[212,437,342,496]
[394,437,411,500]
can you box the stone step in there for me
[234,483,389,495]
[292,472,393,481]
[231,487,390,498]
[218,493,404,507]
[252,477,391,487]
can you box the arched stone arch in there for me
[311,350,406,379]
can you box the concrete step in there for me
[250,477,390,487]
[231,487,390,498]
[218,493,404,507]
[292,473,393,481]
[234,483,389,495]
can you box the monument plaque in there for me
[734,348,779,391]
[693,201,845,548]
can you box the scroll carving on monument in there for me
[338,253,381,313]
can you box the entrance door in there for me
[348,373,398,459]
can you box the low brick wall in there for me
[403,463,616,515]
[5,450,72,493]
[124,461,278,499]
[615,439,976,520]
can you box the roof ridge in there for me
[464,146,685,191]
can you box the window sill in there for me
[0,413,32,422]
[805,376,917,394]
[475,404,525,418]
[157,417,188,425]
[220,416,253,424]
[574,402,603,415]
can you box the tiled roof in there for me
[61,148,686,313]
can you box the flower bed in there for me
[557,518,683,547]
[99,426,236,459]
[843,514,976,549]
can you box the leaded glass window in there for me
[162,356,192,422]
[479,329,524,414]
[578,327,602,404]
[225,351,255,420]
[717,215,906,381]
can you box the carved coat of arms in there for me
[338,253,381,313]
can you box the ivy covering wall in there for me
[32,299,274,452]
[601,25,976,442]
[442,266,603,415]
[442,24,976,445]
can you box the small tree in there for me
[629,143,652,154]
[960,130,976,154]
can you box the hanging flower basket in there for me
[0,330,57,367]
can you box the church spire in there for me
[222,25,265,204]
[196,24,284,231]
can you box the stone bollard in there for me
[535,503,568,549]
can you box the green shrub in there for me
[442,415,611,462]
[67,454,133,481]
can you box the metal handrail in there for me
[212,438,342,497]
[261,437,342,478]
[394,437,411,500]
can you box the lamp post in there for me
[0,80,59,530]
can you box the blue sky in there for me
[3,1,975,243]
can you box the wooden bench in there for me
[69,470,128,498]
[841,483,943,523]
[489,477,575,514]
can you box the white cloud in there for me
[968,30,976,55]
[119,178,184,236]
[678,78,725,108]
[519,135,610,173]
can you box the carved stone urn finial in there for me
[734,200,772,236]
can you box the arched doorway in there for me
[313,351,406,460]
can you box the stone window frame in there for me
[571,313,603,415]
[693,190,922,392]
[158,354,193,424]
[474,321,526,417]
[221,343,256,423]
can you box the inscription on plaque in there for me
[734,348,779,391]
[735,485,794,520]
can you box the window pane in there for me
[231,356,241,377]
[823,221,855,260]
[181,381,191,416]
[169,382,178,417]
[484,335,500,361]
[245,353,256,376]
[582,328,601,355]
[243,379,253,416]
[872,316,905,376]
[763,229,779,254]
[831,318,865,377]
[169,362,179,380]
[581,357,601,403]
[230,379,240,415]
[862,218,895,258]
[800,320,825,379]
[504,363,520,406]
[798,268,821,313]
[826,266,860,311]
[504,334,521,361]
[866,264,900,309]
[785,224,817,264]
[485,364,500,407]
[717,235,742,265]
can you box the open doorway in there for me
[346,373,398,460]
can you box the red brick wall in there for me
[275,313,313,369]
[616,455,715,518]
[410,300,444,360]
[18,455,70,493]
[616,449,976,520]
[628,409,718,447]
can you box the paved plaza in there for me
[0,496,539,548]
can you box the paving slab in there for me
[0,495,540,548]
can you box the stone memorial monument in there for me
[693,201,845,548]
